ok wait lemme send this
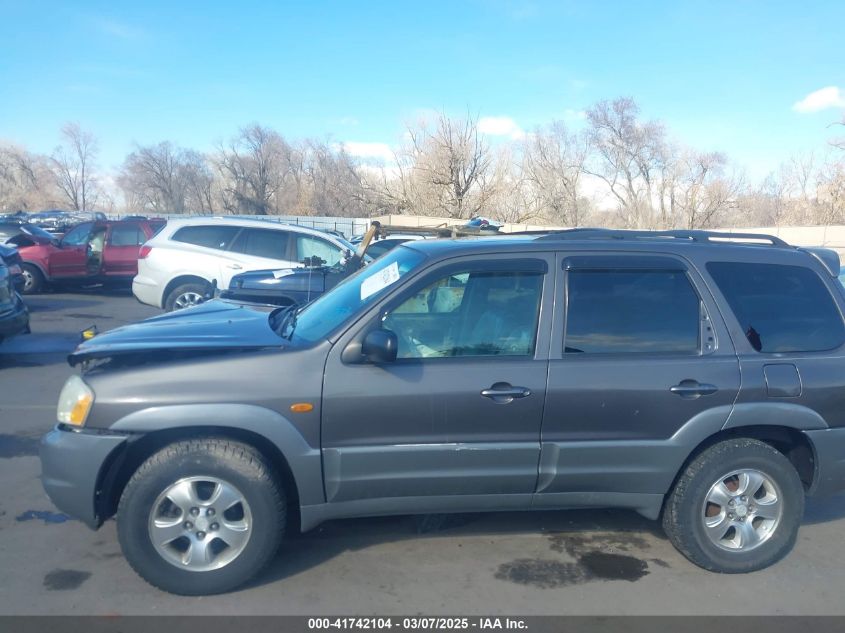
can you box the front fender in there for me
[109,403,324,506]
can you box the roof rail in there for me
[534,228,789,247]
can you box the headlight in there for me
[57,375,94,427]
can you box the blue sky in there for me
[1,0,843,180]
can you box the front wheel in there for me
[21,264,44,294]
[117,439,285,595]
[663,438,804,573]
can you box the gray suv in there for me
[41,229,845,595]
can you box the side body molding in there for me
[109,403,324,507]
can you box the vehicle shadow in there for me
[244,494,845,590]
[21,296,102,313]
[244,508,667,591]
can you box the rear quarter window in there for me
[707,261,845,353]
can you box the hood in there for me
[229,266,332,291]
[0,243,18,259]
[69,299,285,366]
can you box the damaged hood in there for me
[69,299,285,365]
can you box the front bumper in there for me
[0,294,29,341]
[40,426,128,528]
[804,427,845,497]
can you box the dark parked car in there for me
[15,219,165,293]
[0,221,58,246]
[0,244,25,292]
[0,260,29,343]
[220,264,350,307]
[27,210,108,237]
[41,229,845,595]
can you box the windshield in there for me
[289,245,426,343]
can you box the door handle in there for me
[670,380,718,399]
[481,383,531,404]
[226,263,243,270]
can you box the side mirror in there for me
[362,329,398,363]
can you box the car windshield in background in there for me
[288,246,426,343]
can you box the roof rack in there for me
[533,228,789,247]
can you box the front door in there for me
[320,254,555,505]
[48,222,93,278]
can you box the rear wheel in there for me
[117,439,285,595]
[663,438,804,573]
[165,282,208,311]
[20,264,44,294]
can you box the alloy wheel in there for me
[702,468,783,552]
[148,476,253,572]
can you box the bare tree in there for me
[816,160,845,224]
[522,121,591,225]
[584,98,666,228]
[120,142,216,213]
[396,112,494,218]
[306,141,369,217]
[50,122,100,210]
[662,151,744,229]
[182,150,216,213]
[215,124,295,215]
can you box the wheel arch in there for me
[669,402,825,496]
[21,259,48,279]
[162,274,213,306]
[98,404,324,531]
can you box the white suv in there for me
[133,217,356,310]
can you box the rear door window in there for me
[108,225,145,246]
[295,235,343,266]
[228,228,290,260]
[171,225,240,250]
[565,269,701,354]
[707,262,845,352]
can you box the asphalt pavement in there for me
[1,290,845,615]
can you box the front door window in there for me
[383,269,543,359]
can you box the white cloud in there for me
[793,86,845,113]
[342,141,394,162]
[478,116,525,140]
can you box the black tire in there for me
[21,263,44,294]
[117,438,285,595]
[663,438,804,573]
[164,282,208,312]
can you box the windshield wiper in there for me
[271,304,297,337]
[274,304,301,340]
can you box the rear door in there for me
[225,228,297,284]
[102,223,146,277]
[537,253,741,503]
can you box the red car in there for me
[18,219,165,294]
